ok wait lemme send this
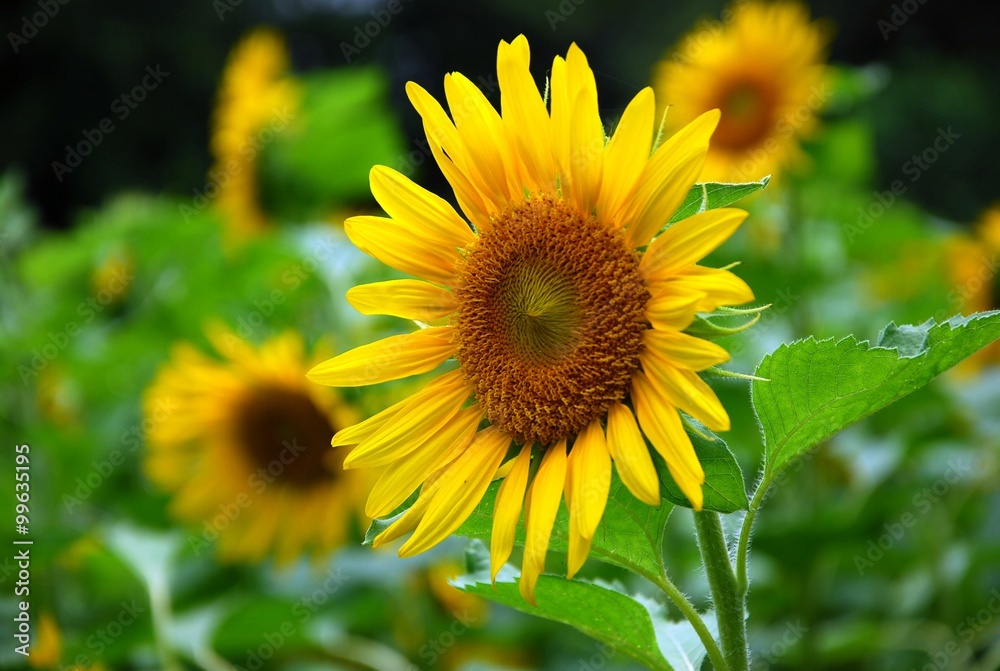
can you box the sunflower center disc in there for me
[234,386,336,486]
[453,195,649,446]
[713,79,776,151]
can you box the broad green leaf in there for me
[669,177,771,223]
[753,312,1000,477]
[658,428,749,513]
[455,542,677,671]
[454,470,673,580]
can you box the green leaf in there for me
[658,427,749,513]
[455,543,680,671]
[669,177,771,224]
[753,312,1000,478]
[453,471,673,580]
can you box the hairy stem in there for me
[694,511,748,671]
[650,570,729,671]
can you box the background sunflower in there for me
[3,1,1000,670]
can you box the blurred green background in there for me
[1,1,999,670]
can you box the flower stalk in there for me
[694,511,749,671]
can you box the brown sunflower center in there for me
[233,386,337,487]
[712,78,777,152]
[453,195,649,446]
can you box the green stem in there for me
[649,571,729,671]
[694,511,748,671]
[735,473,771,599]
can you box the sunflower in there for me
[144,330,367,564]
[307,36,753,603]
[946,205,1000,371]
[653,1,829,183]
[211,29,299,239]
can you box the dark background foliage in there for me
[1,0,998,231]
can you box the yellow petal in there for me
[347,280,457,321]
[520,440,568,605]
[400,427,512,557]
[642,352,730,432]
[344,369,472,468]
[565,419,611,578]
[364,405,483,518]
[406,81,492,225]
[625,149,705,249]
[498,35,555,193]
[640,208,749,279]
[605,402,660,505]
[330,393,408,447]
[657,266,754,311]
[599,87,655,225]
[369,166,475,248]
[631,371,704,510]
[643,329,731,371]
[444,72,516,207]
[645,290,703,331]
[306,326,455,387]
[372,469,448,548]
[422,120,492,228]
[490,443,533,583]
[345,215,460,285]
[566,85,604,216]
[624,109,720,247]
[558,43,604,215]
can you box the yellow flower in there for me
[946,204,1000,371]
[91,247,133,306]
[653,1,830,183]
[308,36,753,603]
[28,612,61,669]
[144,330,368,564]
[211,29,299,239]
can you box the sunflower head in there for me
[211,28,300,239]
[945,204,1000,372]
[309,36,754,603]
[654,1,831,183]
[144,330,367,564]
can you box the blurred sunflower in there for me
[28,612,61,669]
[947,204,1000,371]
[144,330,368,564]
[211,29,299,239]
[653,1,829,182]
[308,36,753,602]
